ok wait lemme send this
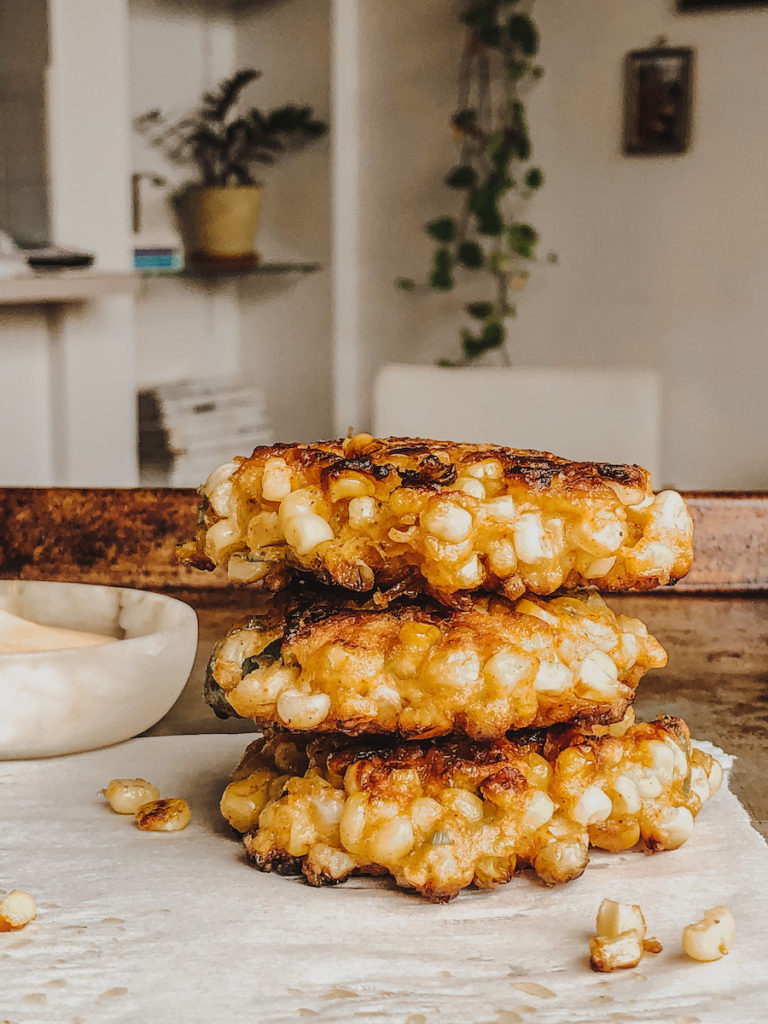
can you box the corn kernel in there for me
[398,621,441,647]
[282,512,334,555]
[329,473,374,502]
[103,778,160,815]
[276,689,331,729]
[0,890,37,932]
[589,932,644,972]
[348,495,377,529]
[422,500,473,543]
[682,906,736,962]
[596,899,646,939]
[135,798,191,832]
[261,458,292,502]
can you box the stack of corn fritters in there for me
[184,434,722,902]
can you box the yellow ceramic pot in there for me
[174,185,262,265]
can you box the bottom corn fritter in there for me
[221,716,722,902]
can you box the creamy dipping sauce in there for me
[0,609,115,654]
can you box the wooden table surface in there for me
[2,487,766,839]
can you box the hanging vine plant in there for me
[398,0,549,366]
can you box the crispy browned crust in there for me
[229,716,722,902]
[240,437,649,492]
[205,590,666,738]
[183,434,694,602]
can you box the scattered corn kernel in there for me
[596,898,646,939]
[0,890,37,932]
[589,931,644,972]
[135,797,191,832]
[682,906,736,962]
[102,778,160,815]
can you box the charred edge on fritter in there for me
[240,437,649,494]
[176,539,215,572]
[245,846,303,875]
[281,595,451,645]
[324,456,392,481]
[325,736,530,784]
[203,653,244,720]
[398,461,459,489]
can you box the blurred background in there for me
[0,0,765,491]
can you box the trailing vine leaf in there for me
[487,131,511,169]
[396,277,417,291]
[510,102,531,160]
[525,167,544,189]
[466,301,494,319]
[457,241,484,268]
[490,253,518,274]
[477,207,504,236]
[507,14,539,56]
[507,60,528,81]
[508,223,538,258]
[445,165,479,189]
[461,328,485,359]
[426,217,457,243]
[451,108,479,133]
[480,321,505,349]
[477,22,503,46]
[430,247,454,290]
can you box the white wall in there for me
[0,0,49,243]
[350,0,768,489]
[234,0,333,443]
[129,0,241,387]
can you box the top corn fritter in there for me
[182,434,694,603]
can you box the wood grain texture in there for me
[0,488,766,591]
[0,488,203,589]
[681,492,768,591]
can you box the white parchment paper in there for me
[1,734,766,1024]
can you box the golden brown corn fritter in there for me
[206,591,666,738]
[221,716,722,903]
[182,434,694,605]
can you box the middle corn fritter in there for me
[205,590,666,738]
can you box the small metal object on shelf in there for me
[138,261,320,279]
[23,245,95,270]
[138,375,272,488]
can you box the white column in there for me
[331,0,364,436]
[45,0,138,485]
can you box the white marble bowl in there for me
[0,580,198,759]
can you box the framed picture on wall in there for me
[623,46,694,155]
[678,1,768,10]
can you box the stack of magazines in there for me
[138,375,272,487]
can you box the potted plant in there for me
[135,69,327,266]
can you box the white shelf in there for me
[0,271,138,306]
